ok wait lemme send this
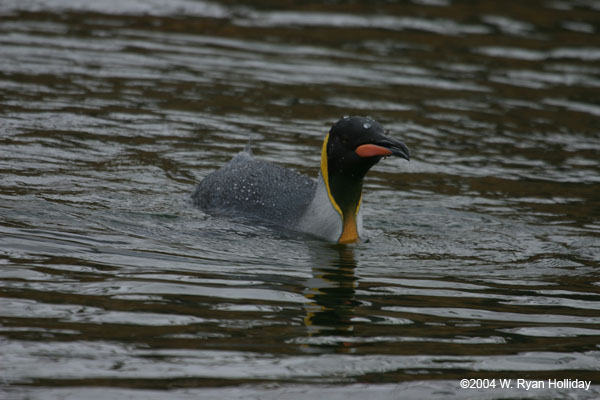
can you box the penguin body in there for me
[193,116,409,243]
[192,149,316,228]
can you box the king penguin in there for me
[192,116,410,243]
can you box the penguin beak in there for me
[355,138,410,161]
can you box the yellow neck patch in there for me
[320,133,361,244]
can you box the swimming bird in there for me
[192,116,409,243]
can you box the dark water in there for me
[1,0,600,398]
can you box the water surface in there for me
[1,0,599,398]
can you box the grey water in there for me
[1,0,599,399]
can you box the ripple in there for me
[3,280,308,303]
[500,327,600,337]
[5,383,600,400]
[383,306,600,324]
[0,298,212,326]
[563,21,596,33]
[287,335,506,345]
[490,69,600,89]
[543,98,600,117]
[3,339,599,383]
[476,46,600,61]
[481,15,535,36]
[1,0,230,17]
[236,11,490,35]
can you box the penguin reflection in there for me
[303,244,359,349]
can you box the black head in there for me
[326,116,410,182]
[322,116,410,218]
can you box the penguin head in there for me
[320,116,409,243]
[325,116,410,182]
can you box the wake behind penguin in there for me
[192,116,410,243]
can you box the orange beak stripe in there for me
[355,144,393,158]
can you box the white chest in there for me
[296,175,363,242]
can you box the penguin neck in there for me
[320,133,364,244]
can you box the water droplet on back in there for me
[363,122,371,129]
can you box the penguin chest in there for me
[296,177,363,242]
